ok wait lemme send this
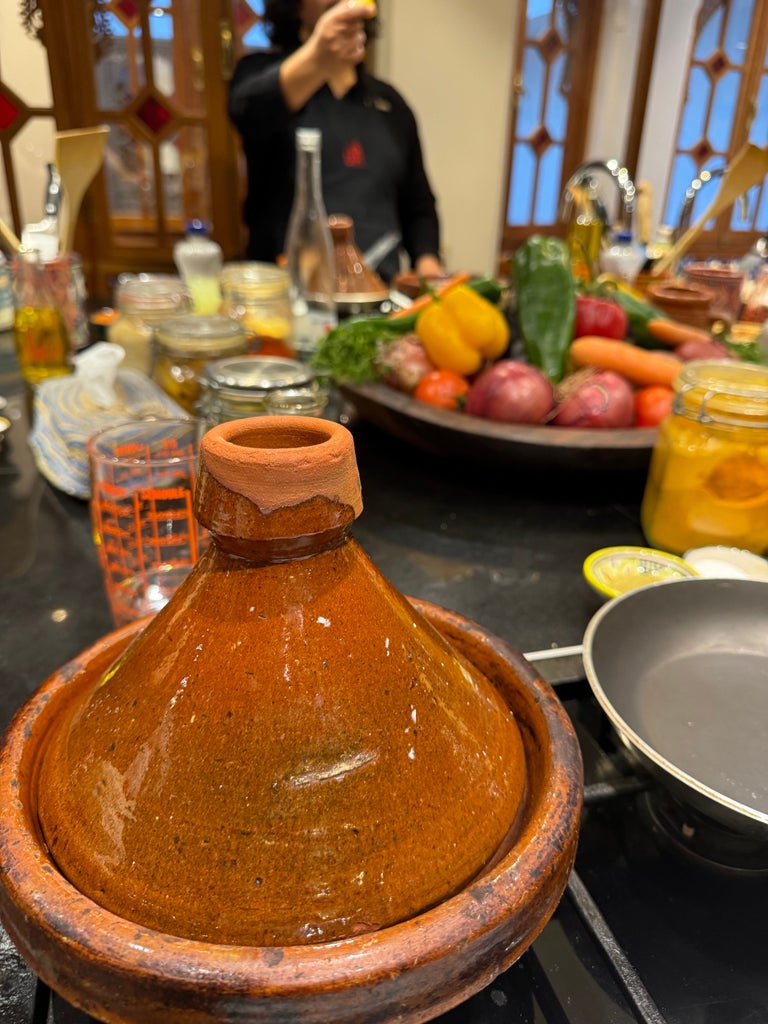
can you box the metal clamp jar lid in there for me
[673,358,768,426]
[200,355,325,423]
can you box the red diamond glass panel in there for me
[117,0,139,21]
[233,0,259,33]
[137,96,172,134]
[0,93,20,132]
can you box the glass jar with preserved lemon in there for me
[220,262,294,357]
[641,360,768,555]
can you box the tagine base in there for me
[0,601,582,1024]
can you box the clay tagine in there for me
[0,417,583,1024]
[328,213,390,303]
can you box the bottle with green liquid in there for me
[12,247,71,386]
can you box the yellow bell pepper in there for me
[416,286,510,376]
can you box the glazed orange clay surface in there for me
[36,417,528,947]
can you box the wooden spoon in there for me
[55,125,110,254]
[0,216,21,254]
[652,142,768,276]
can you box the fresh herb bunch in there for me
[310,317,414,384]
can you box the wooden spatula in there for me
[652,142,768,276]
[55,125,110,254]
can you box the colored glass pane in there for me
[117,0,140,21]
[519,46,545,137]
[755,176,768,232]
[243,22,270,48]
[544,52,567,140]
[678,66,711,149]
[709,69,741,151]
[508,142,535,225]
[724,0,753,65]
[0,93,19,131]
[137,95,173,133]
[164,125,211,226]
[694,5,724,61]
[536,144,562,223]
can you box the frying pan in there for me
[582,577,768,839]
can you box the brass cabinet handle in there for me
[220,19,234,81]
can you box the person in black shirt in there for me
[227,0,443,283]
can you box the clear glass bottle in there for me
[108,275,191,376]
[173,220,223,315]
[0,252,14,332]
[220,261,295,357]
[284,128,337,360]
[12,247,71,386]
[151,314,248,414]
[641,360,768,555]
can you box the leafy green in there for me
[725,337,768,365]
[310,316,414,384]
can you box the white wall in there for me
[376,0,517,275]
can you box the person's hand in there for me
[414,255,444,279]
[309,2,375,76]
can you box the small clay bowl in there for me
[645,279,715,330]
[0,601,582,1024]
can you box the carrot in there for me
[388,272,472,319]
[570,337,684,388]
[646,318,713,347]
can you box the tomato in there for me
[413,369,469,411]
[574,294,628,340]
[634,384,674,427]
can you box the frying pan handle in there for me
[523,644,584,663]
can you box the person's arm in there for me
[394,98,444,274]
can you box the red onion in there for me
[466,360,555,424]
[552,370,635,428]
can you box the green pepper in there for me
[513,235,575,383]
[607,286,668,349]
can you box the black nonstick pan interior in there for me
[583,577,768,832]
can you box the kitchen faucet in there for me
[675,166,750,240]
[559,159,636,232]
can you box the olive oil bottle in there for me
[12,247,71,386]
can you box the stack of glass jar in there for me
[109,275,191,376]
[199,355,327,426]
[220,262,294,357]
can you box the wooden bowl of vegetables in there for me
[314,240,745,472]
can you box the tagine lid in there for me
[35,417,528,948]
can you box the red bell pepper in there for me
[574,293,628,340]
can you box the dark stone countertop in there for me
[0,329,648,735]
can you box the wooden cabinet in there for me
[28,0,255,298]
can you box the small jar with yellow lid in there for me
[641,359,768,555]
[151,314,248,414]
[220,262,294,358]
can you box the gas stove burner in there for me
[641,790,768,876]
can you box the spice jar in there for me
[199,355,325,424]
[641,360,768,555]
[151,314,248,414]
[109,275,191,375]
[220,261,294,357]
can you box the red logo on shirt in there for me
[343,140,365,168]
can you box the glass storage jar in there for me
[152,314,248,414]
[220,262,294,357]
[641,360,768,555]
[109,275,191,376]
[199,355,326,424]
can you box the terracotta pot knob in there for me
[195,416,363,556]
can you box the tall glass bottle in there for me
[12,247,71,386]
[285,128,337,360]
